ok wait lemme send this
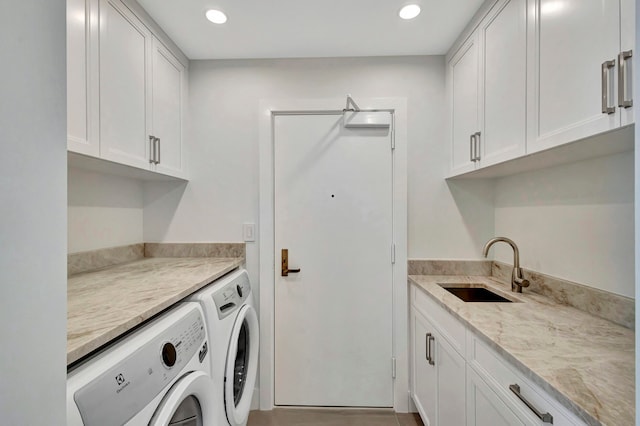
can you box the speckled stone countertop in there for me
[68,257,244,365]
[409,275,634,426]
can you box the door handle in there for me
[281,249,301,276]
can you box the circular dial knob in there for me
[161,342,177,368]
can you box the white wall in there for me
[143,55,496,305]
[0,1,67,424]
[68,168,144,253]
[493,151,635,298]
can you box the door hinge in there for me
[392,357,397,379]
[391,244,396,264]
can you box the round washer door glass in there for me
[150,371,216,426]
[225,304,259,426]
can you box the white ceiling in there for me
[137,0,484,60]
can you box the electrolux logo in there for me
[115,373,131,394]
[115,374,125,385]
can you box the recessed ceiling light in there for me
[399,4,421,20]
[205,9,227,24]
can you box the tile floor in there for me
[247,408,424,426]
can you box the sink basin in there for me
[438,284,513,303]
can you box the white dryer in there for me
[189,269,259,426]
[67,303,217,426]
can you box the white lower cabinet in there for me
[467,367,525,426]
[411,302,466,426]
[410,285,586,426]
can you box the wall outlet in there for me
[243,223,256,242]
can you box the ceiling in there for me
[137,0,484,60]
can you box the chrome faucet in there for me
[482,237,530,293]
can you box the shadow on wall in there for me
[143,180,189,241]
[445,178,495,253]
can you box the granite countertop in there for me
[409,275,634,426]
[67,257,244,365]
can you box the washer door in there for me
[150,371,216,426]
[224,304,259,426]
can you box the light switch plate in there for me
[243,223,256,242]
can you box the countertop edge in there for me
[67,258,244,365]
[408,275,601,426]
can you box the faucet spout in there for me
[482,237,530,293]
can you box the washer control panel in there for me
[212,271,251,320]
[73,307,206,426]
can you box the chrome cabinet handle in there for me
[618,50,633,108]
[474,131,481,161]
[427,334,435,365]
[155,137,161,164]
[425,333,431,362]
[469,134,476,162]
[601,59,616,114]
[149,135,156,164]
[509,384,553,424]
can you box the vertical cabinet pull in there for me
[601,59,616,114]
[469,134,476,162]
[155,137,161,164]
[509,384,554,424]
[425,333,435,366]
[473,131,481,161]
[149,135,157,164]
[618,50,633,108]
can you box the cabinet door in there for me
[478,0,527,167]
[99,0,152,169]
[466,368,525,426]
[67,0,99,156]
[412,309,436,426]
[449,34,480,176]
[434,331,466,425]
[151,38,185,177]
[620,0,635,126]
[527,0,620,153]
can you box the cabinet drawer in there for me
[468,335,585,426]
[411,285,466,356]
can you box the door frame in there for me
[258,97,408,412]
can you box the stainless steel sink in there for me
[438,284,514,303]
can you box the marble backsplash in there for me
[69,242,245,276]
[144,242,245,258]
[409,259,634,329]
[68,244,144,276]
[408,259,492,276]
[492,261,634,330]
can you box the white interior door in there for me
[274,113,393,407]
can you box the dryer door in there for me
[225,304,260,426]
[150,371,216,426]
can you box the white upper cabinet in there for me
[479,0,527,166]
[448,0,527,176]
[449,35,480,176]
[99,0,152,169]
[151,38,186,178]
[67,0,99,156]
[67,0,188,180]
[527,0,633,153]
[447,0,634,177]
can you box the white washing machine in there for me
[67,303,217,426]
[188,269,259,426]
